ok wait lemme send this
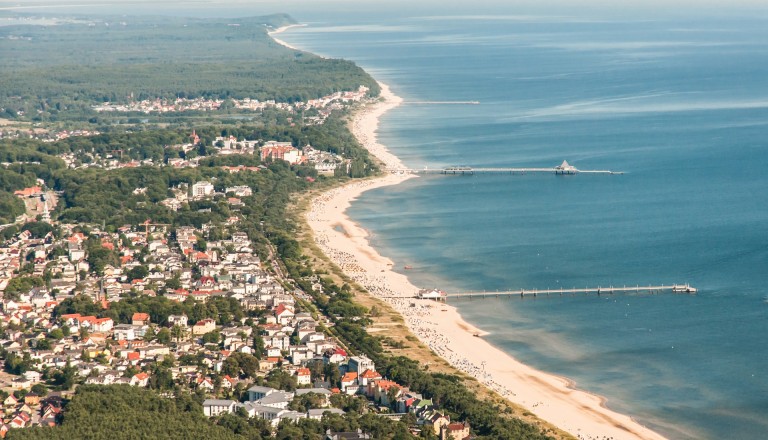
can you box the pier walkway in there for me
[441,284,697,300]
[390,161,623,176]
[378,284,697,301]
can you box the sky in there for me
[2,0,767,26]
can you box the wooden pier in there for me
[390,160,623,176]
[439,284,697,300]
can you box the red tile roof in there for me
[132,312,150,322]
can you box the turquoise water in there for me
[19,2,768,438]
[274,6,768,440]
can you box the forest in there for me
[6,385,244,440]
[0,13,380,121]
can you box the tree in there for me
[252,332,265,360]
[288,392,325,412]
[149,366,174,390]
[35,338,52,350]
[143,326,157,342]
[222,352,259,379]
[48,328,65,340]
[54,294,102,318]
[52,360,77,390]
[201,329,221,345]
[20,221,54,239]
[126,265,149,281]
[165,276,181,290]
[265,369,297,392]
[3,276,45,301]
[170,324,187,342]
[156,328,171,345]
[3,351,32,375]
[86,243,118,276]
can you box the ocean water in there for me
[274,6,768,440]
[14,2,768,438]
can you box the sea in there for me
[15,1,768,439]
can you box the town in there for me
[0,182,472,439]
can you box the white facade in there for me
[191,181,214,198]
[203,399,237,417]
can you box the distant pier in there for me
[390,160,623,176]
[406,101,481,105]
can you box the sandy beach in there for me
[268,24,307,51]
[304,82,669,440]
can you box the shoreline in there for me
[277,27,669,440]
[268,24,307,51]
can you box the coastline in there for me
[276,28,668,440]
[268,24,307,51]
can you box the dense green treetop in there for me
[0,13,380,120]
[6,385,244,440]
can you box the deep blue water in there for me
[18,2,768,438]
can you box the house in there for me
[168,314,188,327]
[274,304,294,325]
[295,367,312,386]
[259,144,305,165]
[23,393,40,406]
[347,355,374,374]
[202,399,237,417]
[248,385,277,402]
[9,412,30,429]
[225,186,252,197]
[325,429,371,440]
[440,421,471,440]
[13,186,42,198]
[421,412,451,437]
[23,370,42,382]
[368,379,402,406]
[395,391,423,414]
[340,372,358,395]
[307,408,345,420]
[240,402,288,426]
[192,319,216,335]
[60,314,113,332]
[130,372,150,387]
[3,395,18,407]
[221,375,238,389]
[323,348,347,364]
[358,369,382,387]
[196,377,214,392]
[191,181,214,198]
[126,351,141,364]
[132,312,150,326]
[11,377,32,390]
[259,357,280,371]
[113,324,136,341]
[254,391,294,409]
[265,346,282,358]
